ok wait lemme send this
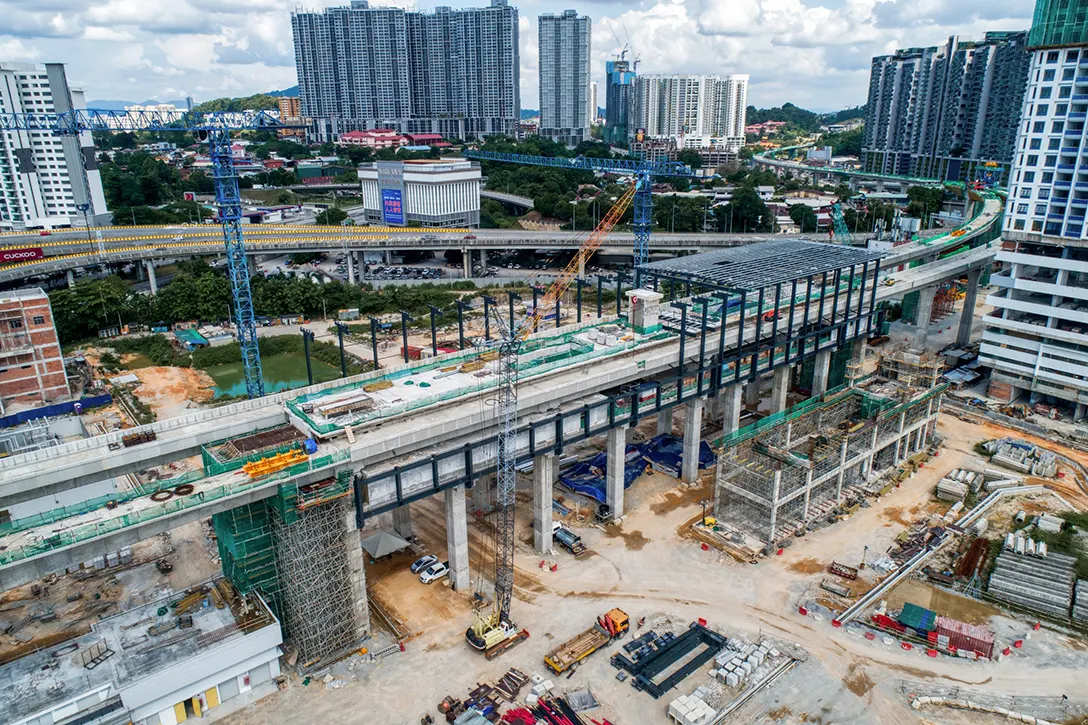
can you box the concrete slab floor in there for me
[217,415,1088,725]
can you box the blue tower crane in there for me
[461,150,693,266]
[0,109,298,399]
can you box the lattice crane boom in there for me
[0,109,298,399]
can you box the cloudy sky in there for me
[2,0,1034,111]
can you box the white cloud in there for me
[0,0,1036,111]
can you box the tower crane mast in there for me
[0,109,300,399]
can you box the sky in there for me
[0,0,1035,112]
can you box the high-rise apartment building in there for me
[0,63,109,231]
[604,58,636,145]
[291,0,519,141]
[538,10,592,147]
[862,32,1031,182]
[979,0,1088,417]
[589,81,599,125]
[630,74,748,151]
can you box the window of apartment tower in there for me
[9,320,23,329]
[32,315,44,325]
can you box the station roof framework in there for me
[637,240,884,293]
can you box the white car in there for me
[410,554,438,573]
[419,561,449,584]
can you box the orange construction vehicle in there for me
[543,608,629,673]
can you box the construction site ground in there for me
[215,413,1088,725]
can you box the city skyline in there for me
[0,1,1035,113]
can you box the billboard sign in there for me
[0,247,44,263]
[381,189,405,225]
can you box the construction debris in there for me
[983,438,1059,477]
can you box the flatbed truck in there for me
[543,608,629,674]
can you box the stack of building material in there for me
[943,469,983,492]
[984,477,1022,492]
[988,549,1077,618]
[936,477,968,502]
[668,694,715,725]
[1037,514,1065,535]
[1074,581,1088,624]
[985,439,1059,477]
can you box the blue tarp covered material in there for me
[0,394,112,429]
[559,444,649,504]
[642,434,717,478]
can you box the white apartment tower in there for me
[0,63,109,231]
[979,0,1088,417]
[589,81,599,125]
[631,73,748,151]
[538,10,592,147]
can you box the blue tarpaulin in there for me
[558,444,648,504]
[641,434,716,478]
[0,394,112,429]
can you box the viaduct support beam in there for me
[744,379,760,407]
[770,366,790,413]
[480,249,488,273]
[606,424,628,520]
[445,484,470,591]
[956,267,982,347]
[462,249,471,279]
[385,250,392,266]
[532,452,555,554]
[136,261,145,281]
[391,503,413,539]
[145,260,158,295]
[66,269,75,288]
[812,348,832,397]
[721,382,743,434]
[347,251,356,285]
[681,398,703,484]
[343,504,371,641]
[913,285,936,348]
[472,473,493,513]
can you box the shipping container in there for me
[401,345,424,360]
[898,602,937,633]
[935,616,994,659]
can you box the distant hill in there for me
[268,86,299,98]
[520,109,538,120]
[746,102,867,132]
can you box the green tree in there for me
[789,204,819,233]
[725,186,771,232]
[315,208,348,225]
[677,149,703,169]
[49,277,134,340]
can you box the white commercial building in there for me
[980,7,1088,417]
[1,583,283,725]
[0,63,110,231]
[357,158,481,227]
[630,73,748,151]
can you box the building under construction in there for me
[714,348,944,545]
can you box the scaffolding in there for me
[714,363,944,545]
[271,498,361,668]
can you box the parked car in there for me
[419,560,449,584]
[463,234,477,240]
[410,554,438,573]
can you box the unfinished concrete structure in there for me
[714,348,944,545]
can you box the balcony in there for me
[0,332,33,357]
[1059,164,1078,171]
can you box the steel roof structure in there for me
[636,239,884,292]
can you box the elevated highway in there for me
[753,144,945,187]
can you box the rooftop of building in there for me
[0,287,48,303]
[637,240,884,291]
[0,580,276,724]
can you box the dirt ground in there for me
[216,412,1088,725]
[130,366,216,420]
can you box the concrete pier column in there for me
[913,285,936,348]
[145,260,158,295]
[956,268,982,347]
[392,503,413,539]
[472,474,491,513]
[770,366,790,413]
[347,251,357,285]
[480,249,488,273]
[343,505,371,643]
[66,269,75,288]
[445,484,470,591]
[767,469,782,543]
[532,452,555,554]
[656,407,672,436]
[462,249,472,279]
[743,379,761,407]
[578,254,586,280]
[681,398,704,484]
[812,348,832,397]
[384,249,392,265]
[721,382,743,433]
[606,424,628,519]
[136,261,145,281]
[1076,403,1087,424]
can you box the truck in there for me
[543,608,629,674]
[553,525,586,556]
